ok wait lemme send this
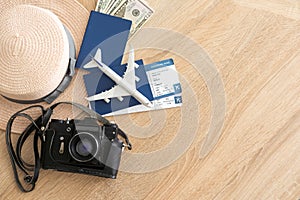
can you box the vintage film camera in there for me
[6,102,132,192]
[41,118,126,178]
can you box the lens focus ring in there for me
[69,132,99,163]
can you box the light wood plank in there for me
[0,0,299,199]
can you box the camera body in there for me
[41,118,124,179]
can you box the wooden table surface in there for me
[1,0,300,199]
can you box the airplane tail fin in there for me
[84,48,102,69]
[94,48,102,62]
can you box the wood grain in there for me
[0,0,299,199]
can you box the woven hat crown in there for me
[0,5,70,101]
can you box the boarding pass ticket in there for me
[104,58,182,116]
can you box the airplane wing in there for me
[86,85,131,103]
[84,59,97,69]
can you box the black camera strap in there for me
[6,105,46,192]
[6,102,132,192]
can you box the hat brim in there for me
[0,0,90,133]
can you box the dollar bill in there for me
[107,0,126,15]
[111,0,154,38]
[95,0,111,13]
[104,0,117,13]
[95,0,102,11]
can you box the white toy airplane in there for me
[84,48,153,108]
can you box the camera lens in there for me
[69,132,99,162]
[76,139,93,157]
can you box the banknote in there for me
[107,0,126,15]
[95,0,111,13]
[104,0,116,13]
[95,0,102,11]
[110,0,128,17]
[111,0,154,38]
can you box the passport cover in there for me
[76,11,132,69]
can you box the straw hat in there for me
[0,0,90,133]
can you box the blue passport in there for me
[76,11,132,69]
